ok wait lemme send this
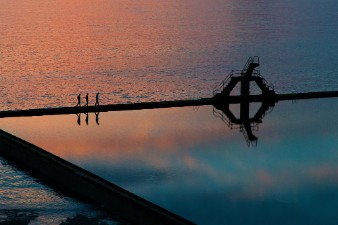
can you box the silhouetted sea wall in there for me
[1,91,338,119]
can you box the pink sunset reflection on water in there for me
[0,106,232,166]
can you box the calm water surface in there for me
[1,98,338,225]
[1,0,338,110]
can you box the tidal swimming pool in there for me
[1,98,338,225]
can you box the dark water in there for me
[1,0,338,110]
[1,98,338,224]
[0,157,122,224]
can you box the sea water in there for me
[1,0,338,110]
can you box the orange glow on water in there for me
[0,106,232,163]
[0,0,237,110]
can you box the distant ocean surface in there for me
[1,0,338,110]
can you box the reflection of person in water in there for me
[85,112,89,125]
[95,112,100,125]
[95,92,100,106]
[76,94,81,106]
[76,113,81,126]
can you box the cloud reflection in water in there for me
[1,99,338,224]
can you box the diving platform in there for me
[213,56,275,99]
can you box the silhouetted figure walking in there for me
[76,94,81,106]
[85,93,89,106]
[95,92,100,106]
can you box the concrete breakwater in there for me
[0,98,214,118]
[0,129,195,225]
[0,91,338,118]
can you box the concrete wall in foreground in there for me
[0,129,195,225]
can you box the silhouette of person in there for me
[95,92,100,106]
[76,94,81,106]
[85,93,89,106]
[85,112,89,125]
[76,113,81,126]
[95,112,100,125]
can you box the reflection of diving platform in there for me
[213,99,275,147]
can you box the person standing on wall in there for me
[95,92,100,106]
[85,93,89,106]
[76,94,81,106]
